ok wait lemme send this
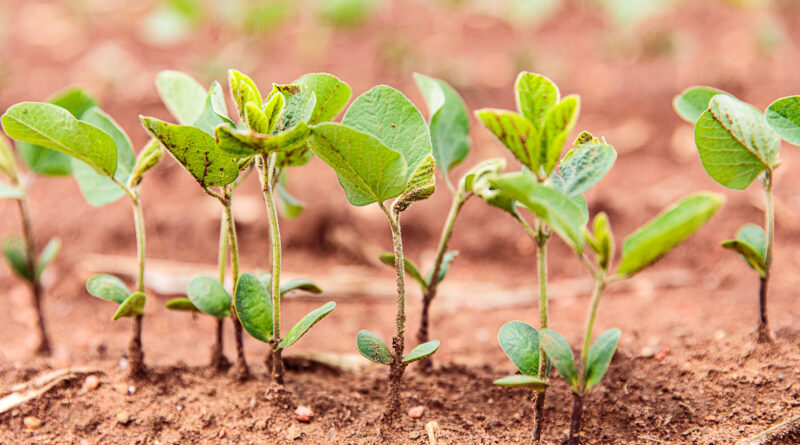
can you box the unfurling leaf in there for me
[413,73,470,174]
[165,297,199,312]
[155,70,207,125]
[35,237,60,279]
[460,158,506,194]
[515,72,559,127]
[279,301,336,348]
[584,328,621,391]
[721,224,767,277]
[127,139,165,188]
[229,69,262,118]
[540,329,579,392]
[589,213,614,271]
[402,340,440,363]
[234,272,273,343]
[498,321,539,376]
[673,86,725,123]
[393,154,435,212]
[262,92,286,134]
[295,73,352,124]
[2,237,30,280]
[86,274,130,304]
[493,375,550,392]
[112,292,146,320]
[187,274,231,318]
[617,192,724,276]
[426,250,458,285]
[765,95,800,146]
[356,330,392,365]
[280,279,323,295]
[378,252,427,291]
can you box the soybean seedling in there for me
[491,166,723,445]
[2,98,165,378]
[674,88,800,342]
[143,70,255,377]
[308,84,441,426]
[474,72,616,442]
[210,70,344,385]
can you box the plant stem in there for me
[759,171,775,343]
[260,154,284,384]
[224,187,250,380]
[568,392,585,445]
[532,235,549,444]
[580,278,606,384]
[128,194,146,378]
[16,195,50,355]
[381,203,407,426]
[210,215,230,371]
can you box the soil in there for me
[1,0,800,443]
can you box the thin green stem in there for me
[260,154,284,383]
[381,201,407,424]
[759,170,775,341]
[128,191,146,377]
[223,185,249,379]
[132,194,146,293]
[531,235,549,444]
[516,213,538,240]
[17,191,50,355]
[217,214,229,284]
[579,277,606,392]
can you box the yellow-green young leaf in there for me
[356,330,392,365]
[540,95,580,176]
[673,86,725,123]
[2,102,117,177]
[617,192,724,276]
[215,121,311,157]
[229,69,262,118]
[112,292,146,320]
[155,70,207,125]
[308,123,407,206]
[270,84,316,133]
[497,321,539,376]
[766,96,800,146]
[295,73,352,124]
[460,158,506,194]
[694,95,780,190]
[515,72,559,128]
[584,328,621,392]
[280,279,323,296]
[187,274,231,318]
[279,301,336,348]
[86,274,130,304]
[540,329,579,392]
[127,139,165,189]
[0,135,18,181]
[141,117,239,187]
[165,297,199,312]
[2,237,30,280]
[245,102,270,134]
[721,223,767,277]
[493,375,550,391]
[35,237,60,279]
[378,252,427,291]
[413,73,471,174]
[234,272,273,343]
[402,340,440,364]
[192,82,234,136]
[425,250,458,285]
[591,212,614,271]
[490,172,585,253]
[262,92,285,134]
[394,154,435,212]
[573,130,598,145]
[552,141,617,197]
[475,109,538,172]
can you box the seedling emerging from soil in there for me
[474,72,616,442]
[491,166,723,444]
[1,94,165,378]
[210,70,345,385]
[674,87,800,342]
[308,84,441,426]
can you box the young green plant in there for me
[674,87,800,342]
[308,84,441,426]
[491,166,723,444]
[1,95,165,378]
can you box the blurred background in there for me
[1,0,800,367]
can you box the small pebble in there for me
[294,406,313,423]
[408,405,425,419]
[127,385,136,395]
[83,375,100,391]
[218,428,226,439]
[23,416,42,430]
[118,358,129,369]
[654,347,670,361]
[116,412,131,425]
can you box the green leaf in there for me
[234,272,273,343]
[245,102,270,134]
[165,297,199,312]
[585,328,621,391]
[0,135,18,181]
[694,95,780,190]
[342,85,431,177]
[475,109,538,172]
[214,121,310,157]
[673,86,726,123]
[413,73,471,174]
[112,291,146,320]
[280,279,323,295]
[498,321,539,376]
[229,69,262,118]
[394,154,435,212]
[766,96,800,146]
[2,102,117,176]
[515,72,559,127]
[187,274,231,318]
[0,183,23,200]
[378,252,427,291]
[86,274,130,304]
[277,182,305,219]
[490,172,585,253]
[155,70,207,125]
[2,237,30,280]
[127,139,165,188]
[540,329,578,391]
[309,123,407,206]
[295,73,352,124]
[589,212,614,270]
[271,84,316,132]
[35,237,60,279]
[721,223,767,277]
[141,117,239,187]
[356,329,392,365]
[262,92,286,134]
[71,107,136,206]
[426,250,458,284]
[553,141,617,197]
[402,340,440,363]
[617,192,724,276]
[493,375,550,391]
[460,157,505,192]
[192,82,234,135]
[48,87,99,119]
[573,130,598,145]
[279,301,336,348]
[540,95,580,175]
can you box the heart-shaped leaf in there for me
[280,279,323,296]
[539,329,579,392]
[540,95,580,175]
[309,123,407,207]
[234,272,273,343]
[552,141,617,197]
[2,237,30,280]
[86,274,130,304]
[394,154,435,212]
[295,73,352,124]
[426,250,458,285]
[515,72,559,127]
[165,297,199,312]
[155,70,207,125]
[35,237,60,279]
[379,252,427,291]
[498,321,540,376]
[617,192,724,276]
[112,291,146,320]
[766,95,800,146]
[475,109,538,172]
[279,301,336,348]
[584,328,621,392]
[721,223,767,277]
[493,375,550,391]
[402,340,440,363]
[187,274,231,318]
[673,86,725,123]
[356,329,392,365]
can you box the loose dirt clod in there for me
[655,347,671,361]
[294,406,313,422]
[408,405,425,419]
[115,412,131,425]
[82,375,99,391]
[23,416,42,430]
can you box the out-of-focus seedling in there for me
[2,92,165,378]
[308,84,441,426]
[674,87,800,342]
